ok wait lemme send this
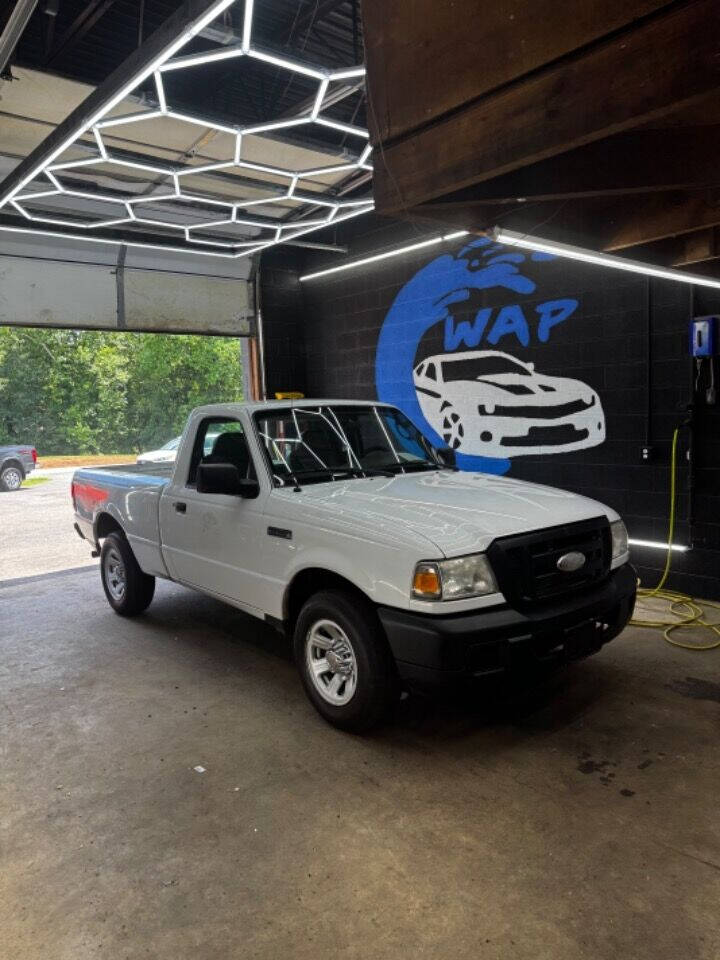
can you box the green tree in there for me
[127,333,245,450]
[0,328,132,453]
[0,327,243,455]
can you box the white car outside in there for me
[136,436,181,465]
[413,350,605,458]
[137,432,223,465]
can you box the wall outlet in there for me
[640,445,655,463]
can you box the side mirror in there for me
[435,445,457,469]
[196,463,260,498]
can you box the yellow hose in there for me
[630,426,720,649]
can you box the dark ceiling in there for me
[6,0,366,151]
[0,0,374,254]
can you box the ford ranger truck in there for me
[71,401,636,732]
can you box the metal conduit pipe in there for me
[0,0,41,75]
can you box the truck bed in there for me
[75,461,174,484]
[72,461,174,579]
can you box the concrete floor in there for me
[2,565,719,960]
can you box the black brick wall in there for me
[259,247,306,399]
[261,218,720,600]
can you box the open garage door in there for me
[0,228,254,335]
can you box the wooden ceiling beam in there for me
[370,0,720,216]
[672,227,720,265]
[406,189,720,265]
[406,197,614,245]
[603,190,720,250]
[362,0,670,144]
[452,127,720,204]
[675,258,720,277]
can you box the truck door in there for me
[159,417,268,616]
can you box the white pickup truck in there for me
[72,400,636,731]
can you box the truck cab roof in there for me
[190,399,393,418]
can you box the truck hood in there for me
[289,470,616,557]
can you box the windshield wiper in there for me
[344,466,395,479]
[281,466,394,485]
[381,460,439,474]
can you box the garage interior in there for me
[2,2,719,959]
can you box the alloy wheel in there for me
[104,547,127,602]
[305,618,358,705]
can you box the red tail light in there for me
[72,481,108,510]
[32,448,37,463]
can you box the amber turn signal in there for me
[412,563,442,599]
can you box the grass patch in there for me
[38,454,137,469]
[21,476,50,488]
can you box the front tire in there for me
[0,464,24,491]
[100,531,155,616]
[294,590,398,733]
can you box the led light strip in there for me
[494,229,720,291]
[628,538,689,552]
[299,231,469,281]
[1,0,237,202]
[0,0,374,259]
[0,203,373,260]
[0,222,236,258]
[301,223,720,285]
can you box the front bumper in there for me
[378,563,636,688]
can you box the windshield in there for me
[442,356,530,381]
[161,437,181,451]
[255,405,438,486]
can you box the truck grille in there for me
[487,517,611,607]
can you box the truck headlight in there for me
[610,519,628,560]
[412,554,498,601]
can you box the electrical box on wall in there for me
[690,315,719,357]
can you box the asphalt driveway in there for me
[0,467,97,581]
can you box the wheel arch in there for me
[283,568,374,633]
[94,511,124,542]
[1,457,25,477]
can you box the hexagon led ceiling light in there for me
[0,0,374,259]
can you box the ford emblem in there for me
[556,551,586,573]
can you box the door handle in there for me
[174,501,187,514]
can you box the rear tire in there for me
[0,464,24,491]
[100,531,155,616]
[293,590,398,733]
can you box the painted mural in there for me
[375,237,606,475]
